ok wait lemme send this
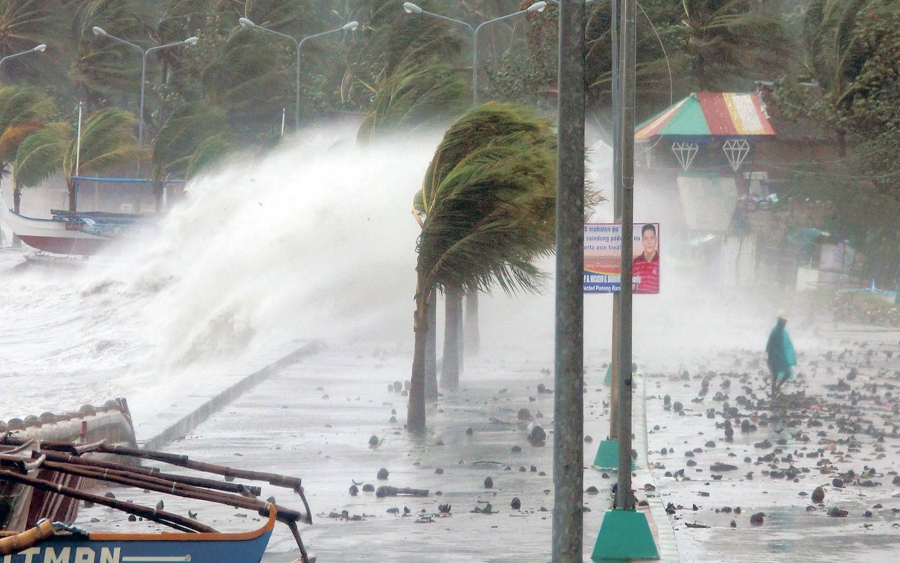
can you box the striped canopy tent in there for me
[635,92,775,171]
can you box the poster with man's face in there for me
[583,223,660,294]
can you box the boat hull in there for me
[0,507,276,562]
[2,207,111,255]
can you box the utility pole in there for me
[552,0,585,561]
[592,1,658,556]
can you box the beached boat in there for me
[0,442,314,563]
[1,206,154,256]
[1,400,136,532]
[0,503,280,562]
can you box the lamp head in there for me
[527,1,547,13]
[403,2,423,14]
[92,26,107,37]
[238,17,256,29]
[33,44,46,53]
[342,21,359,31]
[183,36,199,45]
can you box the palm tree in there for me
[802,0,870,156]
[357,59,469,144]
[672,0,796,91]
[0,85,55,209]
[408,102,558,434]
[0,0,58,83]
[11,122,69,211]
[151,102,229,209]
[69,0,157,107]
[62,108,146,211]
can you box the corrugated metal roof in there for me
[635,93,775,140]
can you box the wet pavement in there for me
[644,323,900,562]
[74,322,900,562]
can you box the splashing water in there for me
[0,123,436,422]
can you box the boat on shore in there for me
[1,502,282,562]
[1,206,154,256]
[1,400,136,532]
[0,441,314,562]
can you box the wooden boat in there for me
[1,400,137,532]
[0,442,314,563]
[0,503,279,562]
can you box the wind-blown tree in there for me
[62,108,146,211]
[408,103,558,434]
[69,0,159,108]
[11,122,69,212]
[801,0,871,156]
[0,0,59,84]
[357,59,469,144]
[0,85,56,208]
[151,102,230,209]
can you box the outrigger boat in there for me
[0,441,314,563]
[1,400,136,532]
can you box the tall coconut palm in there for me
[11,122,69,211]
[62,108,146,211]
[408,103,558,434]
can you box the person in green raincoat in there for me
[766,310,796,398]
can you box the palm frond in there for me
[415,103,558,300]
[12,122,69,190]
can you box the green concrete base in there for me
[603,364,612,386]
[592,509,659,561]
[593,439,635,470]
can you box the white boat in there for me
[1,206,153,256]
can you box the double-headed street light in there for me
[239,17,359,132]
[0,43,47,73]
[403,1,547,106]
[92,27,198,148]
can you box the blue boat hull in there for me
[1,508,275,563]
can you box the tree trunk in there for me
[464,290,480,357]
[13,186,21,214]
[441,285,462,391]
[408,305,429,435]
[425,293,438,401]
[67,182,77,212]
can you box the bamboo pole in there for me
[37,449,261,496]
[0,469,215,533]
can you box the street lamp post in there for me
[92,27,198,148]
[403,1,547,107]
[0,43,47,74]
[239,18,358,131]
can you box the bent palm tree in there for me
[62,108,146,211]
[408,103,558,434]
[0,85,55,211]
[151,102,230,209]
[11,123,70,210]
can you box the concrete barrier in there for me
[140,342,321,451]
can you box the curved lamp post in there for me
[92,27,198,148]
[239,17,358,131]
[403,1,547,106]
[0,43,47,73]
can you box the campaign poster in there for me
[584,222,660,294]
